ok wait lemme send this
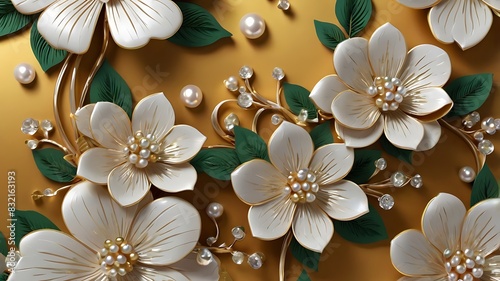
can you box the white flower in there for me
[11,0,183,54]
[75,93,206,207]
[310,23,453,151]
[9,181,219,281]
[231,121,369,253]
[391,193,500,281]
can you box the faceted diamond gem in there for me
[477,139,494,155]
[224,113,240,132]
[224,76,239,92]
[239,66,254,79]
[231,226,246,240]
[390,172,407,187]
[43,188,54,196]
[237,93,253,108]
[271,114,283,125]
[298,109,308,122]
[232,251,245,265]
[26,139,39,150]
[40,119,54,132]
[247,253,264,269]
[5,251,21,269]
[272,67,285,80]
[379,194,394,210]
[206,236,217,246]
[196,248,213,266]
[473,132,484,141]
[374,158,387,170]
[21,118,39,135]
[277,0,290,10]
[410,174,423,188]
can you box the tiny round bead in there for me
[109,245,119,253]
[456,264,466,274]
[139,138,150,148]
[206,202,224,218]
[116,255,127,264]
[232,251,245,265]
[136,158,149,168]
[291,182,301,192]
[464,248,474,258]
[135,132,144,139]
[472,267,484,278]
[118,268,127,276]
[121,244,132,254]
[109,268,117,277]
[311,183,319,193]
[105,255,115,265]
[463,273,473,281]
[139,149,151,159]
[128,154,138,164]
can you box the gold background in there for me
[1,0,500,280]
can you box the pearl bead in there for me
[180,85,203,108]
[121,244,132,254]
[139,149,150,159]
[239,13,266,39]
[206,202,224,218]
[136,158,149,168]
[109,245,119,253]
[129,154,138,164]
[459,166,476,183]
[14,63,36,84]
[105,255,115,265]
[116,255,127,264]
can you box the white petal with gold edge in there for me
[292,204,333,253]
[368,23,407,78]
[12,0,56,14]
[309,75,349,114]
[400,87,453,117]
[483,0,500,10]
[146,162,197,193]
[397,0,441,9]
[461,198,500,256]
[160,125,207,164]
[74,104,95,139]
[309,144,354,185]
[77,148,125,184]
[332,90,381,129]
[316,180,368,220]
[128,266,190,281]
[415,121,442,151]
[333,37,373,93]
[384,111,424,150]
[108,163,151,207]
[335,117,384,148]
[248,193,296,240]
[132,93,175,141]
[169,253,220,281]
[90,102,132,150]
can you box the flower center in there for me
[443,248,484,281]
[366,76,407,112]
[98,237,138,278]
[124,131,160,169]
[284,168,318,203]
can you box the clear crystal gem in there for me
[481,117,495,130]
[471,111,481,124]
[478,139,494,155]
[5,251,22,269]
[238,86,247,94]
[196,248,213,266]
[374,158,387,170]
[43,188,53,196]
[272,67,285,80]
[277,0,290,10]
[206,236,216,246]
[26,139,39,150]
[40,119,53,132]
[379,194,394,210]
[271,114,283,125]
[474,131,484,141]
[298,109,308,122]
[390,172,407,187]
[224,113,240,131]
[239,66,253,79]
[21,118,39,135]
[495,118,500,130]
[224,76,239,92]
[232,251,245,265]
[410,174,423,188]
[231,226,246,240]
[237,93,253,108]
[247,253,264,269]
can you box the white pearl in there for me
[105,255,115,265]
[118,268,127,276]
[456,264,466,274]
[291,182,301,192]
[136,158,149,168]
[139,149,151,159]
[206,202,224,218]
[472,267,483,278]
[149,144,160,153]
[129,154,138,164]
[99,248,108,256]
[116,255,127,264]
[121,244,132,254]
[448,272,458,281]
[463,273,473,281]
[459,166,476,183]
[139,138,150,148]
[14,63,36,84]
[301,182,310,191]
[239,13,266,39]
[180,85,203,108]
[109,268,117,277]
[109,245,119,253]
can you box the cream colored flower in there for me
[11,0,182,54]
[9,181,219,281]
[231,121,369,253]
[391,193,500,281]
[75,93,206,207]
[310,23,453,151]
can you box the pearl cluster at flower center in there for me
[284,168,319,203]
[98,237,138,278]
[366,76,407,112]
[443,248,484,281]
[124,131,160,169]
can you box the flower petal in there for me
[429,0,493,50]
[384,111,424,150]
[331,90,381,129]
[106,0,182,49]
[398,44,451,91]
[169,253,220,281]
[400,87,453,119]
[398,277,448,281]
[269,121,314,175]
[416,121,442,151]
[90,102,132,150]
[310,75,349,114]
[146,162,197,193]
[483,0,500,10]
[248,193,296,240]
[391,229,446,276]
[129,197,201,265]
[10,230,105,281]
[397,0,441,9]
[368,23,407,78]
[334,37,373,93]
[12,0,56,15]
[292,204,334,253]
[461,198,500,256]
[74,104,95,139]
[316,180,369,221]
[160,125,206,164]
[309,144,354,185]
[127,266,189,281]
[108,163,151,207]
[132,93,175,141]
[38,0,103,54]
[335,117,384,148]
[77,148,126,184]
[483,255,500,280]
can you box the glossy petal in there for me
[106,0,182,49]
[268,121,314,175]
[335,117,384,148]
[309,144,354,185]
[391,230,446,276]
[334,37,373,93]
[292,204,334,253]
[316,180,369,221]
[77,148,126,184]
[169,253,220,281]
[483,255,500,280]
[38,0,103,54]
[12,0,56,14]
[461,198,500,256]
[332,90,381,129]
[132,93,175,141]
[416,121,442,151]
[129,197,201,265]
[160,125,206,164]
[397,0,441,9]
[126,266,189,281]
[310,75,349,114]
[146,162,197,193]
[74,104,95,139]
[384,111,424,150]
[368,23,407,78]
[248,193,296,240]
[398,277,448,281]
[483,0,500,10]
[90,102,132,150]
[400,87,453,118]
[108,163,151,207]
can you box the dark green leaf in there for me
[14,210,59,246]
[30,18,67,72]
[290,236,320,271]
[234,126,269,162]
[90,59,133,117]
[0,273,8,281]
[380,135,413,164]
[168,2,232,47]
[283,82,318,120]
[345,150,382,184]
[333,203,388,244]
[298,270,311,281]
[190,148,241,181]
[309,122,334,149]
[0,0,31,37]
[32,148,76,183]
[445,73,493,117]
[0,232,7,256]
[471,164,499,207]
[335,0,372,37]
[313,20,346,50]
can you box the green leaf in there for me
[32,148,76,183]
[0,273,8,281]
[14,210,59,246]
[283,82,318,120]
[0,0,31,37]
[234,126,269,162]
[30,18,67,72]
[380,135,413,164]
[345,150,382,184]
[313,20,346,50]
[290,237,320,271]
[445,73,493,117]
[0,232,7,256]
[334,203,388,244]
[309,122,334,149]
[298,270,311,281]
[90,59,133,117]
[190,148,241,181]
[168,2,232,47]
[335,0,372,37]
[471,164,499,207]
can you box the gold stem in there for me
[32,184,73,200]
[279,231,293,281]
[70,55,82,147]
[38,139,70,153]
[211,99,237,144]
